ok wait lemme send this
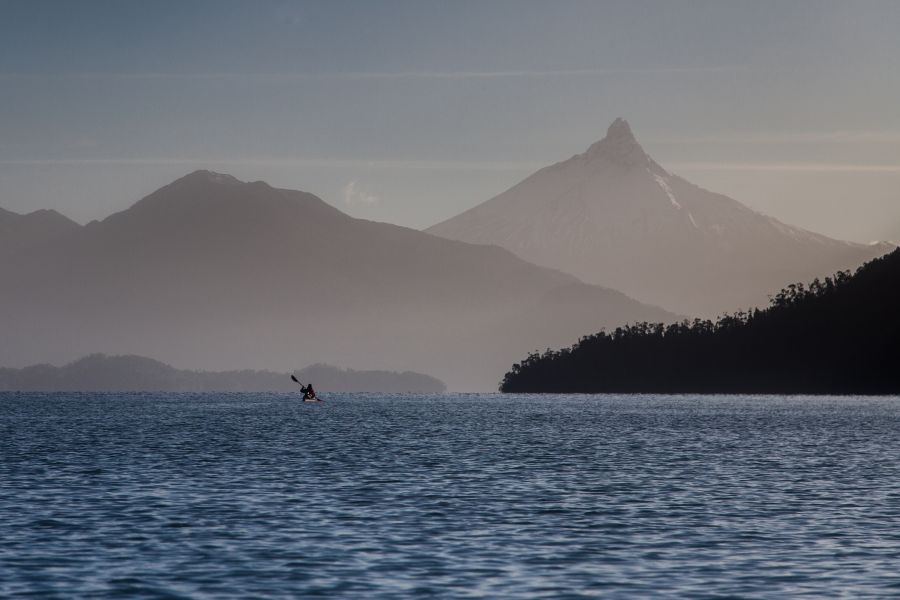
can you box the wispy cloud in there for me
[328,66,738,80]
[5,157,896,174]
[650,131,900,145]
[342,181,379,207]
[0,66,737,82]
[669,162,900,173]
[0,157,543,171]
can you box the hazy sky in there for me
[2,0,899,243]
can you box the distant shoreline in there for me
[0,354,446,394]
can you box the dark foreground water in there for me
[2,393,900,598]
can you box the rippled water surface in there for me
[2,393,900,598]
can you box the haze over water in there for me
[3,393,899,598]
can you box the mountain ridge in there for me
[427,119,891,317]
[0,171,675,390]
[0,205,81,256]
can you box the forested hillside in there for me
[501,249,900,394]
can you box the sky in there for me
[1,0,899,243]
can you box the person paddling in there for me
[290,374,318,400]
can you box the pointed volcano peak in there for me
[583,117,654,170]
[606,117,635,141]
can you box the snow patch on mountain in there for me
[688,212,699,229]
[651,170,681,209]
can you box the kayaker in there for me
[302,383,316,400]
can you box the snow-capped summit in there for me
[427,119,891,317]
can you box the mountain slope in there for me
[0,206,81,256]
[501,249,900,394]
[428,119,891,317]
[0,171,675,390]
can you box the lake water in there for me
[2,393,899,598]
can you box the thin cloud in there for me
[342,181,379,207]
[650,131,900,145]
[0,66,738,82]
[6,157,900,173]
[330,66,738,80]
[669,162,900,173]
[0,157,543,171]
[3,157,899,173]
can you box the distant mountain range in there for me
[428,118,892,317]
[0,354,446,393]
[501,248,900,394]
[0,171,674,390]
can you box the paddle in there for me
[291,374,322,401]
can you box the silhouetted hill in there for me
[0,171,674,390]
[295,364,445,393]
[429,118,891,317]
[0,206,80,256]
[0,354,446,393]
[501,249,900,394]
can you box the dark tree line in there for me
[501,248,900,394]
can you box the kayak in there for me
[289,375,321,401]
